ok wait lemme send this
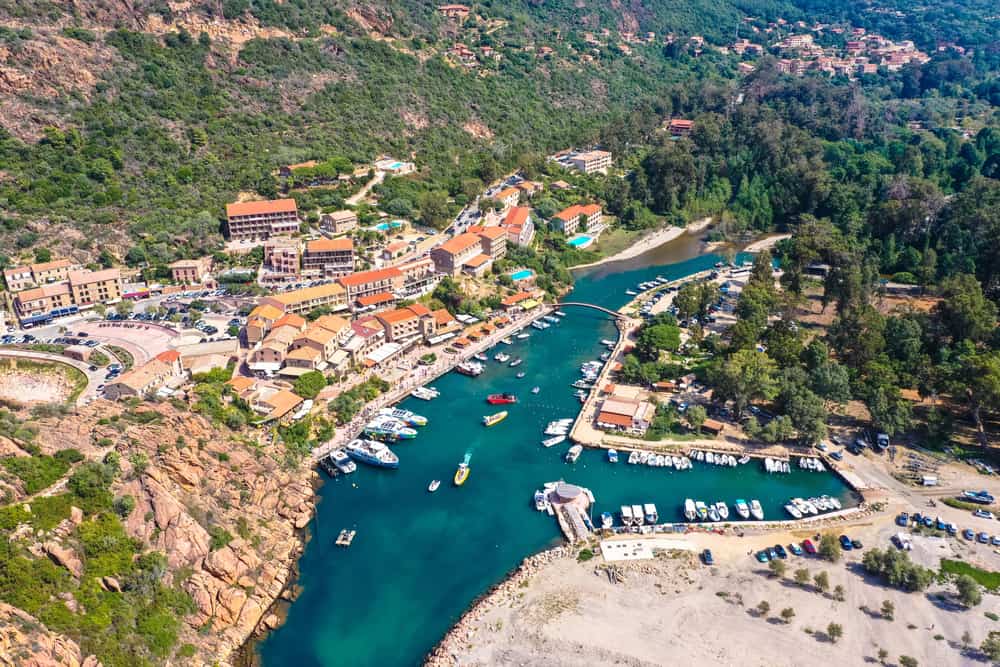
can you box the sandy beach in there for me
[571,217,714,271]
[743,233,792,253]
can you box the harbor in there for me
[258,252,860,667]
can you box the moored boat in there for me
[516,332,530,339]
[482,411,508,426]
[329,448,357,474]
[428,480,441,492]
[695,501,709,521]
[345,439,399,469]
[494,352,510,363]
[621,505,634,525]
[410,386,439,401]
[456,361,485,376]
[684,498,697,521]
[735,499,750,519]
[632,504,645,526]
[541,435,566,448]
[565,444,583,463]
[378,407,428,427]
[716,501,729,520]
[600,511,613,529]
[533,489,548,511]
[509,358,523,367]
[473,353,488,362]
[644,503,658,524]
[607,448,618,463]
[750,499,764,520]
[708,505,720,522]
[531,386,540,394]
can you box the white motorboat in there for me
[785,504,802,519]
[735,499,750,519]
[738,454,751,465]
[716,502,729,520]
[750,499,764,520]
[607,448,618,463]
[621,505,634,525]
[684,498,697,521]
[542,435,566,448]
[644,503,658,524]
[531,386,540,394]
[695,501,709,521]
[565,444,583,463]
[708,505,720,522]
[534,490,548,511]
[428,480,441,492]
[631,504,645,526]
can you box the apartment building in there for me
[3,258,77,292]
[303,238,355,277]
[502,207,535,246]
[245,304,285,344]
[494,187,520,212]
[337,267,405,301]
[68,269,124,306]
[430,233,483,276]
[477,227,507,262]
[552,204,603,235]
[248,315,307,370]
[288,323,340,365]
[569,150,612,174]
[320,210,358,235]
[261,282,349,316]
[343,319,387,366]
[225,199,300,241]
[169,257,211,285]
[438,4,470,20]
[374,304,437,343]
[104,350,184,401]
[263,239,301,279]
[12,283,74,320]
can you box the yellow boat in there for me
[453,462,470,486]
[482,410,508,427]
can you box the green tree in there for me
[686,405,707,434]
[955,574,982,607]
[957,353,1000,447]
[983,632,1000,661]
[898,656,917,667]
[794,568,810,587]
[833,584,845,601]
[881,599,895,620]
[712,350,779,417]
[756,600,770,616]
[827,622,843,643]
[933,273,997,344]
[818,534,841,563]
[292,371,327,400]
[780,607,796,624]
[636,323,681,360]
[768,559,786,578]
[813,570,830,593]
[877,648,888,664]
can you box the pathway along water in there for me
[257,247,856,667]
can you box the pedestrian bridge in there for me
[552,302,628,320]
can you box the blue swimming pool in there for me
[373,220,405,232]
[510,269,534,281]
[567,235,594,248]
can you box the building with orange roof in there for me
[596,395,655,435]
[320,210,358,235]
[501,206,535,246]
[356,291,397,313]
[551,203,603,236]
[253,388,303,422]
[375,304,438,343]
[169,257,211,285]
[3,258,77,292]
[668,119,694,136]
[381,241,411,263]
[343,318,387,365]
[261,282,348,316]
[312,314,353,345]
[284,345,324,372]
[476,226,507,261]
[336,267,405,301]
[225,198,299,240]
[438,4,470,19]
[430,230,507,276]
[272,313,307,331]
[462,253,493,277]
[494,187,521,211]
[290,323,339,362]
[226,375,257,396]
[68,269,123,306]
[431,308,460,333]
[303,238,355,277]
[104,350,184,401]
[263,238,301,280]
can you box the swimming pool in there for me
[510,269,534,281]
[567,235,594,248]
[373,220,405,232]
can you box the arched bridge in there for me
[552,302,628,321]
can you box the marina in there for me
[260,252,858,667]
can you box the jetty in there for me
[542,481,594,544]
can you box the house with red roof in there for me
[225,198,299,240]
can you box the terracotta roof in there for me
[110,358,174,393]
[306,238,354,253]
[702,418,725,432]
[550,180,571,189]
[297,324,337,345]
[68,268,120,285]
[669,119,694,129]
[313,314,351,334]
[263,389,303,419]
[272,313,307,330]
[268,283,346,306]
[356,292,395,307]
[500,291,534,306]
[227,376,256,393]
[602,397,641,416]
[408,303,431,316]
[378,309,420,325]
[249,304,284,321]
[477,227,506,240]
[15,283,71,302]
[597,411,633,427]
[432,308,457,326]
[169,259,203,268]
[351,319,385,337]
[464,253,492,268]
[155,350,181,363]
[554,203,601,222]
[337,267,403,287]
[436,232,482,256]
[226,198,297,218]
[30,259,72,272]
[384,241,409,253]
[286,346,322,361]
[503,207,530,227]
[495,187,520,201]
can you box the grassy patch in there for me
[942,497,983,512]
[940,559,1000,591]
[105,345,134,370]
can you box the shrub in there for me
[818,534,841,562]
[862,548,935,592]
[209,526,233,551]
[1,454,70,494]
[956,574,983,607]
[827,622,843,642]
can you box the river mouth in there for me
[257,250,857,667]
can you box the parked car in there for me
[701,549,714,565]
[935,517,947,530]
[755,550,770,563]
[788,543,803,556]
[766,547,778,560]
[839,535,854,550]
[963,528,976,540]
[851,539,863,549]
[990,536,1000,547]
[947,523,958,535]
[896,512,909,527]
[774,544,788,559]
[922,516,934,528]
[974,509,995,520]
[802,539,817,555]
[978,532,990,544]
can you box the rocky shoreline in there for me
[424,546,571,667]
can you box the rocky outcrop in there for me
[0,602,101,667]
[43,542,83,579]
[120,472,211,568]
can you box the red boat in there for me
[486,393,517,405]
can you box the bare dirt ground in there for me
[0,368,76,405]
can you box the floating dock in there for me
[335,529,356,547]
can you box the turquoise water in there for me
[258,253,856,667]
[374,221,405,231]
[510,269,534,281]
[567,234,594,247]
